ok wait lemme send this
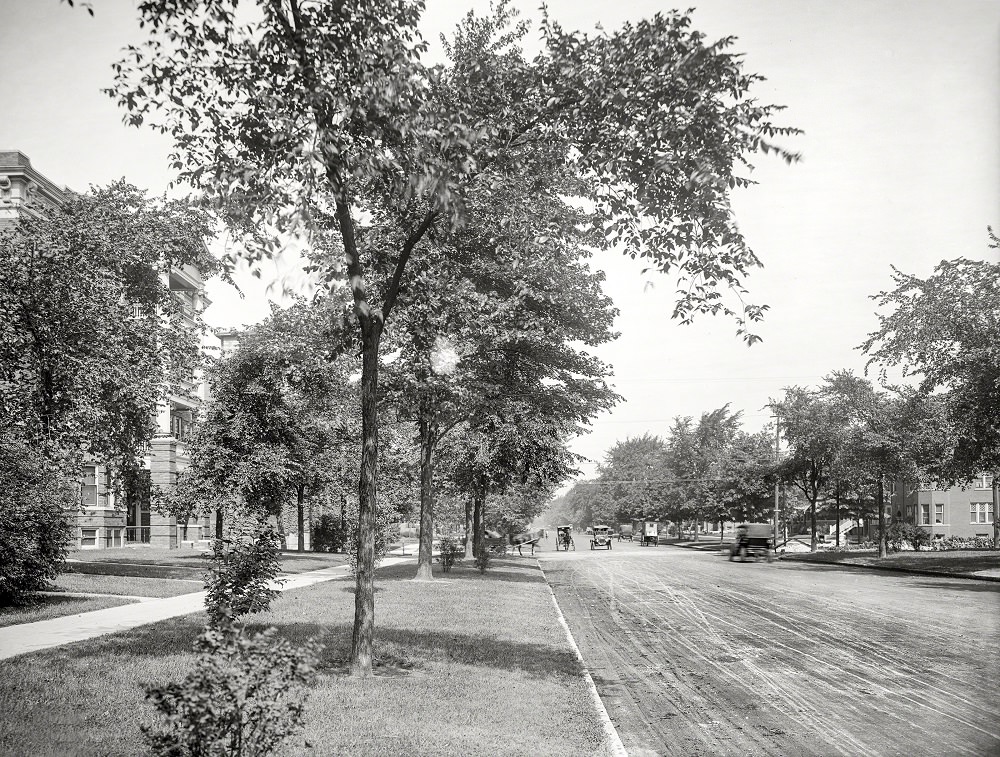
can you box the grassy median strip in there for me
[0,558,609,757]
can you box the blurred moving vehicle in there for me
[617,524,633,542]
[590,525,613,550]
[729,523,774,562]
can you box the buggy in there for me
[730,523,774,562]
[590,525,613,550]
[555,525,575,551]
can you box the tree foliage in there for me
[0,182,216,475]
[862,233,1000,485]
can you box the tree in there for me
[0,181,215,592]
[664,406,743,540]
[108,0,798,675]
[595,435,669,525]
[774,385,849,551]
[0,181,216,477]
[862,232,1000,546]
[0,436,74,604]
[824,371,950,557]
[176,298,354,544]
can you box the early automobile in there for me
[555,525,575,551]
[730,523,774,562]
[590,525,613,550]
[617,523,634,542]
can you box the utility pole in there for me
[773,411,781,550]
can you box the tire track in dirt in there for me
[542,546,1000,757]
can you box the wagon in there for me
[633,519,658,546]
[555,525,575,551]
[729,523,774,562]
[590,525,613,550]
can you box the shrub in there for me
[475,544,492,573]
[205,512,283,624]
[0,438,73,605]
[311,514,349,553]
[930,535,996,551]
[885,522,932,552]
[144,618,319,757]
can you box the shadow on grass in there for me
[235,621,582,680]
[64,562,206,580]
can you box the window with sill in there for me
[970,503,994,524]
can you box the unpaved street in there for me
[540,540,1000,757]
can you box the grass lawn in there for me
[0,558,610,757]
[51,573,201,598]
[0,595,136,628]
[67,547,350,576]
[782,548,1000,577]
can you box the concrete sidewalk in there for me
[0,556,412,661]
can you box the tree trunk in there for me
[472,489,484,558]
[415,416,438,581]
[993,474,999,550]
[215,508,223,540]
[351,318,382,677]
[296,483,305,553]
[876,478,887,558]
[810,498,818,552]
[464,497,473,558]
[835,483,841,548]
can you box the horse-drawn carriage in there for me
[554,525,575,551]
[590,525,613,550]
[729,523,774,562]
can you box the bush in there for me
[930,535,996,550]
[311,514,350,553]
[886,522,932,552]
[144,618,319,757]
[205,512,283,624]
[0,438,73,605]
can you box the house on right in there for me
[893,474,997,539]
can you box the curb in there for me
[537,562,628,757]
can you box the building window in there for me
[934,504,943,524]
[974,474,994,490]
[970,503,994,524]
[108,528,123,548]
[81,465,111,508]
[906,505,916,521]
[170,413,191,440]
[80,528,98,548]
[920,504,930,525]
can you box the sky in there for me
[2,0,998,483]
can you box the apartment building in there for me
[890,474,997,540]
[1,150,217,549]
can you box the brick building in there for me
[1,150,219,549]
[890,474,998,541]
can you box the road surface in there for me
[540,539,1000,757]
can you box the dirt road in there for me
[540,540,1000,757]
